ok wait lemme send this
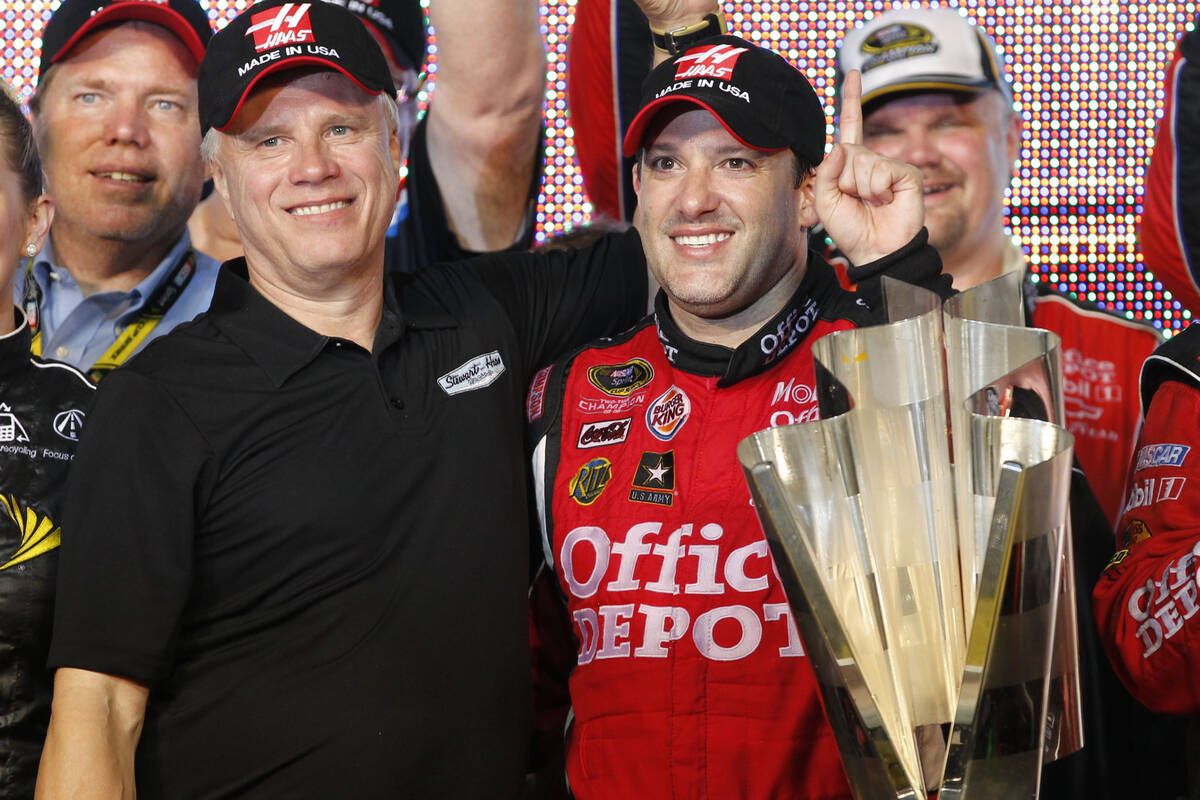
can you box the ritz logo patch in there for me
[438,351,506,396]
[53,409,86,442]
[0,495,61,570]
[630,451,675,506]
[578,418,632,449]
[586,358,654,397]
[674,43,748,80]
[646,386,691,441]
[1135,443,1191,472]
[0,404,30,443]
[247,3,314,52]
[569,458,613,506]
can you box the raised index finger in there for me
[839,69,863,146]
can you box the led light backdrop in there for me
[3,1,1195,331]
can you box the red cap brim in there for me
[621,95,787,158]
[215,56,383,132]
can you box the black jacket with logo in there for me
[0,308,93,796]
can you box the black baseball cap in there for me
[38,0,212,83]
[318,0,426,72]
[198,0,396,134]
[622,34,826,165]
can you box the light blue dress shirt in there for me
[13,232,221,372]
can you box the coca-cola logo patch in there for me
[246,3,314,53]
[577,418,632,449]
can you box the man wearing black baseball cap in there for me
[187,0,546,275]
[36,1,941,795]
[525,10,948,799]
[18,0,222,380]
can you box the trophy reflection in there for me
[737,274,1080,799]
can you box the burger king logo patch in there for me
[646,385,690,441]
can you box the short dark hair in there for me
[0,85,44,204]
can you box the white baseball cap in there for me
[837,7,1011,109]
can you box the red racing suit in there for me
[1026,275,1161,526]
[525,252,921,800]
[1095,325,1200,711]
[1140,20,1200,316]
[1093,323,1200,793]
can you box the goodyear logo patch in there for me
[859,23,937,73]
[587,358,654,397]
[1135,443,1190,472]
[630,451,675,506]
[646,385,691,441]
[569,457,613,506]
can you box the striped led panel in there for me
[3,1,1196,331]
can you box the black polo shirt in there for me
[48,232,647,799]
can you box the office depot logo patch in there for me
[247,3,314,52]
[674,42,748,81]
[646,385,690,441]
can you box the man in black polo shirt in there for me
[36,2,940,796]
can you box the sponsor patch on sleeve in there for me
[1135,443,1191,472]
[526,366,553,422]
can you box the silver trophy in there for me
[738,275,1079,799]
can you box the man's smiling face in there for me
[210,70,402,282]
[861,90,1020,271]
[632,106,811,323]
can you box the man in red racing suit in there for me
[1140,16,1200,318]
[1093,323,1200,798]
[525,22,949,798]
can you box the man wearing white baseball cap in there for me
[839,7,1158,528]
[838,8,1182,798]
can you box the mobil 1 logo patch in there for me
[577,418,632,449]
[630,450,675,507]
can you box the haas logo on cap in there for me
[675,43,748,81]
[247,3,315,53]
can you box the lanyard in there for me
[22,249,197,382]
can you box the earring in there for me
[24,243,37,257]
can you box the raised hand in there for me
[633,0,720,30]
[814,70,926,265]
